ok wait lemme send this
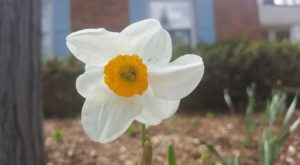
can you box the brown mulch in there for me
[44,112,300,165]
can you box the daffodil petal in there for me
[148,54,204,100]
[140,29,172,65]
[76,68,105,98]
[121,19,162,56]
[66,28,128,66]
[136,89,180,125]
[81,94,142,143]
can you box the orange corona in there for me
[104,54,148,97]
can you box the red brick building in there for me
[42,0,300,57]
[214,0,264,40]
[71,0,129,32]
[70,0,266,42]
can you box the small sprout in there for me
[167,144,177,165]
[199,140,224,162]
[234,154,241,165]
[213,162,223,165]
[206,112,214,118]
[198,144,210,162]
[172,116,177,123]
[52,129,63,142]
[224,88,236,115]
[127,124,137,137]
[198,158,206,165]
[191,118,198,129]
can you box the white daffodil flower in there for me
[66,19,204,143]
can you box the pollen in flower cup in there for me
[66,19,204,143]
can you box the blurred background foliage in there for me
[180,40,300,112]
[43,40,300,117]
[43,56,84,117]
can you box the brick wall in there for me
[214,0,265,40]
[71,0,129,32]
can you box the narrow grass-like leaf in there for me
[226,155,234,165]
[224,88,236,115]
[168,144,177,165]
[263,139,270,165]
[283,96,298,126]
[200,140,224,161]
[199,158,206,165]
[290,118,300,133]
[212,162,223,165]
[275,129,290,147]
[246,83,256,116]
[234,154,241,165]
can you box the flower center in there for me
[120,67,136,82]
[104,54,148,97]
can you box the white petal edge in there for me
[76,68,105,98]
[81,93,142,143]
[148,54,204,100]
[139,29,172,66]
[66,28,128,66]
[136,89,180,125]
[121,19,162,56]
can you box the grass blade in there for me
[227,155,234,165]
[234,154,241,165]
[283,95,298,126]
[200,140,224,161]
[263,139,270,165]
[246,83,256,115]
[168,144,177,165]
[290,118,300,133]
[224,88,236,115]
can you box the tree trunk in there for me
[0,0,45,164]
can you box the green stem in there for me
[140,123,152,165]
[141,123,146,148]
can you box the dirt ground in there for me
[44,112,300,165]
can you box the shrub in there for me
[42,56,84,117]
[180,40,300,111]
[43,40,300,117]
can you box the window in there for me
[268,29,290,41]
[149,0,196,47]
[266,0,300,5]
[275,30,290,40]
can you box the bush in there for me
[180,40,300,111]
[43,40,300,117]
[43,56,84,117]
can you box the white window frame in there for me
[147,0,197,47]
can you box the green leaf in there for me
[246,83,256,116]
[290,118,300,133]
[127,124,136,136]
[283,95,298,126]
[200,140,224,161]
[199,158,206,165]
[211,162,223,165]
[275,129,290,147]
[263,138,271,165]
[52,129,62,142]
[234,154,241,165]
[226,155,234,165]
[223,88,236,115]
[168,144,177,165]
